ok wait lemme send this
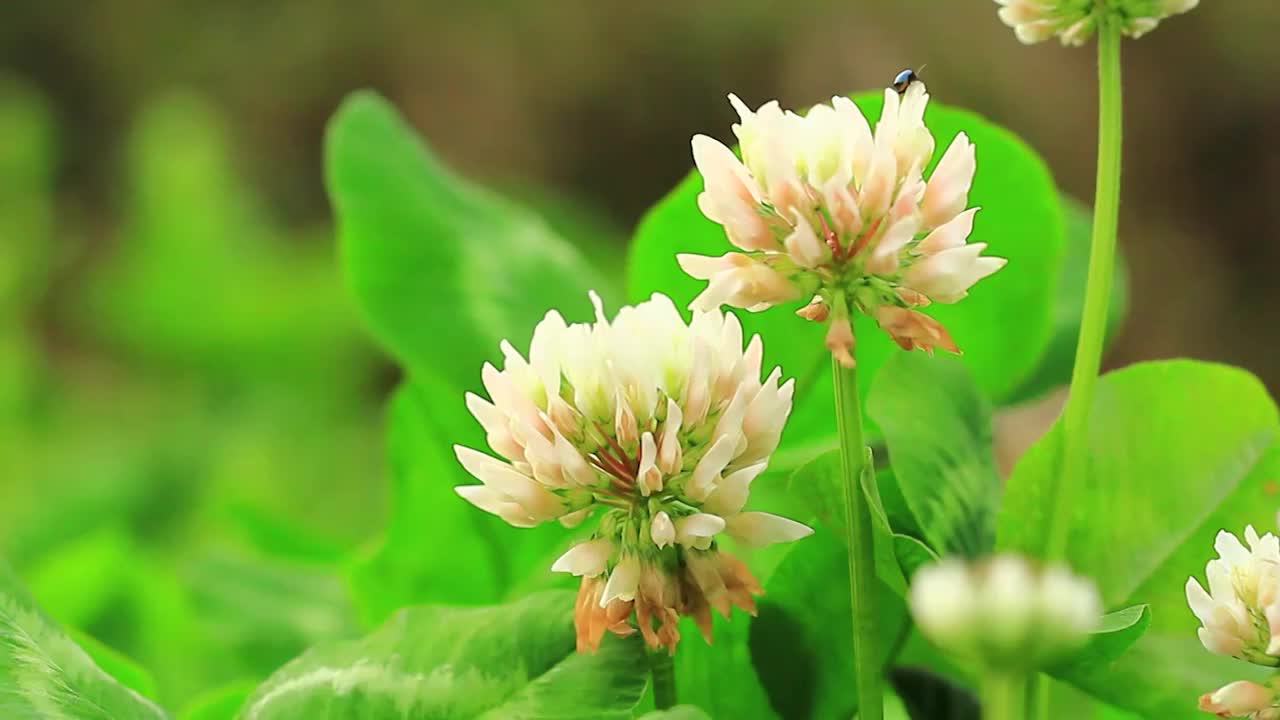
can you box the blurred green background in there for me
[0,0,1276,710]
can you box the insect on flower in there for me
[892,67,924,95]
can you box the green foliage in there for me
[0,562,169,719]
[1008,196,1129,402]
[346,379,575,625]
[867,354,1001,557]
[673,612,776,720]
[999,360,1280,717]
[325,90,618,390]
[750,532,908,719]
[638,707,713,720]
[235,591,648,720]
[178,682,257,720]
[628,91,1066,470]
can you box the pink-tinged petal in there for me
[825,317,855,368]
[1198,627,1244,657]
[921,132,976,229]
[917,208,979,254]
[866,215,921,275]
[454,446,564,519]
[783,212,827,269]
[1199,681,1275,716]
[455,485,538,528]
[552,538,614,576]
[725,512,814,547]
[859,139,897,218]
[832,96,874,187]
[903,243,1007,303]
[875,306,961,355]
[657,398,684,475]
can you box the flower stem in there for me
[649,650,677,709]
[982,671,1028,720]
[1047,21,1124,560]
[832,355,883,720]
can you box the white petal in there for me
[600,556,642,607]
[916,207,978,255]
[551,538,613,576]
[651,512,676,549]
[725,512,813,547]
[454,485,538,528]
[454,446,564,519]
[675,513,727,548]
[921,132,975,229]
[702,462,768,516]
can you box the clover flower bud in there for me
[1198,680,1280,719]
[909,554,1102,670]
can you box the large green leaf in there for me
[638,707,713,720]
[868,354,1000,557]
[998,360,1280,717]
[235,591,647,720]
[628,92,1064,469]
[347,379,574,625]
[325,90,617,389]
[749,532,908,720]
[1007,196,1128,402]
[675,612,777,720]
[0,561,169,719]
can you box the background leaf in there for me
[326,90,618,389]
[236,591,647,720]
[627,92,1065,470]
[675,613,778,720]
[346,379,575,624]
[998,360,1280,717]
[867,354,1001,557]
[638,706,713,720]
[749,532,908,720]
[0,561,170,719]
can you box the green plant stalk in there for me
[983,671,1028,720]
[650,649,677,709]
[1047,20,1124,564]
[833,355,883,720]
[1034,22,1123,720]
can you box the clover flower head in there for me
[1186,526,1280,667]
[909,554,1101,670]
[679,85,1005,366]
[454,292,812,654]
[995,0,1200,46]
[1198,680,1280,720]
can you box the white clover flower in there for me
[1198,680,1280,720]
[454,291,812,653]
[679,85,1005,365]
[1186,526,1280,667]
[909,554,1102,670]
[995,0,1200,46]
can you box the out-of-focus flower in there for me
[994,0,1200,47]
[455,292,812,654]
[1198,680,1280,719]
[909,554,1101,670]
[679,85,1004,365]
[1186,526,1280,667]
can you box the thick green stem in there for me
[982,672,1028,720]
[832,356,883,720]
[1034,24,1124,720]
[1047,22,1124,560]
[649,650,677,709]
